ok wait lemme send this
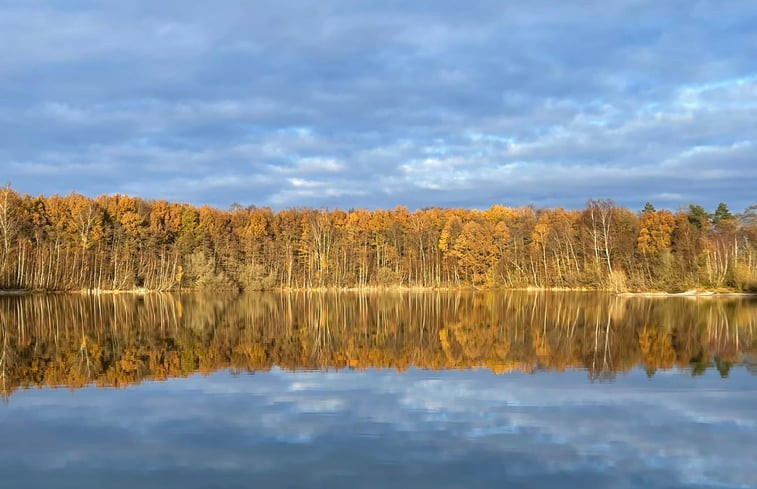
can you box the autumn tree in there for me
[637,208,675,286]
[0,184,19,281]
[0,185,754,292]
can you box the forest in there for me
[0,184,755,292]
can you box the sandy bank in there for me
[618,289,757,298]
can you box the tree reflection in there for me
[0,292,755,398]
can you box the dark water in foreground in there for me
[0,292,756,488]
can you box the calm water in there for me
[1,291,756,488]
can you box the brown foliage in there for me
[0,187,755,292]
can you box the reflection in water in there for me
[2,292,757,489]
[2,369,757,489]
[0,291,755,397]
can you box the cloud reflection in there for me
[1,368,756,488]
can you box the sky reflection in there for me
[1,368,755,488]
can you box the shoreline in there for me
[1,286,755,297]
[617,289,757,298]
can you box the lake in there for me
[1,291,755,488]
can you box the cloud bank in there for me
[1,1,756,211]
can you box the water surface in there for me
[1,292,755,488]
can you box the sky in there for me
[2,368,756,488]
[1,0,756,212]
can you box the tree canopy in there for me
[0,185,755,292]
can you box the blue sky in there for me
[1,1,756,211]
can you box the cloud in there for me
[1,1,755,211]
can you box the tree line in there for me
[1,291,754,397]
[0,184,755,292]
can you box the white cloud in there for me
[0,1,755,211]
